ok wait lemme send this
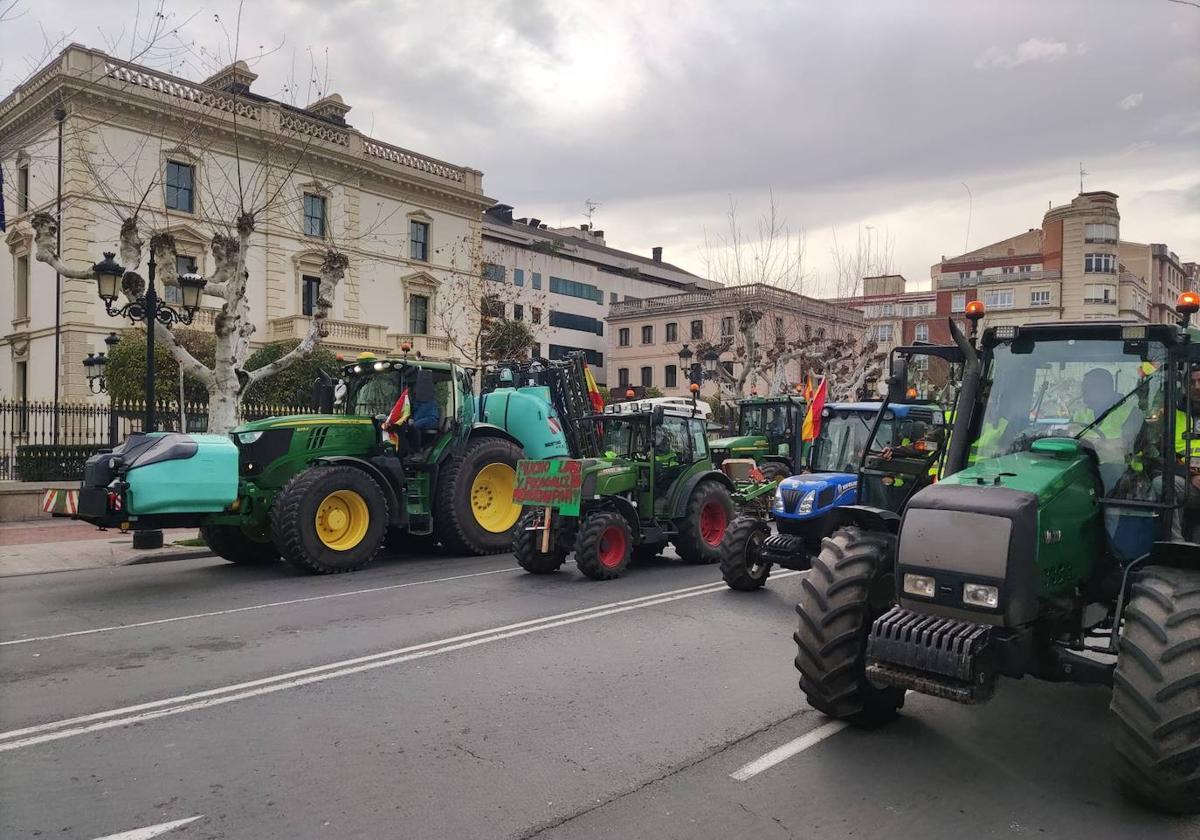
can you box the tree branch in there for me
[30,212,99,279]
[151,323,216,388]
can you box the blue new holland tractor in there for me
[720,401,947,590]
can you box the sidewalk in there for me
[0,519,214,577]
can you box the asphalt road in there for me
[0,546,1195,840]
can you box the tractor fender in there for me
[834,504,902,535]
[312,456,406,527]
[592,494,640,535]
[762,455,793,469]
[1145,540,1200,572]
[468,423,525,450]
[672,470,736,520]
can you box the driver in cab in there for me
[1073,367,1144,492]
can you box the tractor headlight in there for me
[238,431,264,445]
[903,573,936,598]
[963,583,1000,609]
[772,489,785,511]
[796,490,816,515]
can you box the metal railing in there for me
[608,283,861,326]
[0,400,317,481]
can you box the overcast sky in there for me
[3,0,1197,293]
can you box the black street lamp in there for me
[83,332,121,447]
[91,251,206,433]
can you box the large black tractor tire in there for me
[721,516,773,591]
[673,481,735,565]
[794,526,905,726]
[435,437,523,556]
[759,462,792,483]
[575,510,633,581]
[1112,565,1200,814]
[271,465,388,574]
[514,511,572,574]
[200,524,278,565]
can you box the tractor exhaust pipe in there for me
[944,317,980,477]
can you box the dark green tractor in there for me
[709,395,808,483]
[794,303,1200,813]
[514,401,736,580]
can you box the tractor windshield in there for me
[602,416,650,459]
[344,365,454,419]
[976,335,1169,496]
[811,411,886,473]
[740,404,790,438]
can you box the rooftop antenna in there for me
[961,182,973,254]
[584,199,600,228]
[1079,162,1088,194]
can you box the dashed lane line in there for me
[729,720,850,781]
[89,815,204,839]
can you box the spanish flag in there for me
[583,364,605,412]
[382,388,412,447]
[801,377,827,442]
[803,375,815,402]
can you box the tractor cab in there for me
[710,395,807,481]
[600,401,711,517]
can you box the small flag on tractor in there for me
[803,375,815,402]
[583,364,605,412]
[801,377,828,442]
[382,387,412,447]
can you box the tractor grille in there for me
[780,488,803,512]
[867,606,992,684]
[306,426,331,450]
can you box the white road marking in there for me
[0,565,521,646]
[0,572,801,752]
[729,720,849,781]
[90,815,203,839]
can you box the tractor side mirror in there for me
[313,371,336,414]
[887,356,909,403]
[652,405,665,426]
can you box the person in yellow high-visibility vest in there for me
[1072,367,1144,494]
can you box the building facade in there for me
[481,206,715,385]
[1,45,492,403]
[606,283,865,398]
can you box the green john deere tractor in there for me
[710,395,808,483]
[513,400,741,580]
[793,304,1200,813]
[73,352,598,574]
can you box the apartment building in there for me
[606,283,865,398]
[1,45,491,402]
[480,205,715,385]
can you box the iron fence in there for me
[0,399,317,481]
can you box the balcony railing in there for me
[389,333,452,357]
[608,283,861,326]
[936,270,1061,289]
[266,315,390,352]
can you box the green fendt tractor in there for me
[710,395,808,482]
[514,400,737,580]
[793,302,1200,813]
[74,352,598,574]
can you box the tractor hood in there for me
[232,414,372,435]
[778,472,858,494]
[936,438,1095,505]
[709,435,766,454]
[580,458,638,497]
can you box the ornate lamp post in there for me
[91,251,206,432]
[83,332,121,446]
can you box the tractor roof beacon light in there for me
[1176,291,1200,328]
[964,299,986,342]
[625,387,635,400]
[399,340,413,356]
[92,251,125,303]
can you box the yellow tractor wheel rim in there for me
[314,489,370,551]
[470,462,521,533]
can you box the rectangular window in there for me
[880,303,894,316]
[1084,253,1116,274]
[640,366,653,387]
[513,304,524,321]
[302,274,320,316]
[1001,266,1015,275]
[665,322,678,342]
[482,263,506,283]
[303,193,326,237]
[17,164,29,213]
[610,292,618,304]
[410,293,430,333]
[641,325,653,344]
[958,272,970,280]
[951,293,966,313]
[14,360,27,432]
[549,311,604,335]
[1030,289,1051,307]
[549,276,603,303]
[532,272,542,290]
[665,365,677,388]
[482,295,505,319]
[410,220,430,261]
[618,368,630,387]
[872,323,893,343]
[720,316,734,337]
[513,268,524,287]
[691,320,704,340]
[531,306,542,324]
[1019,265,1032,273]
[618,327,630,347]
[1084,223,1118,244]
[1083,284,1116,304]
[775,315,784,336]
[164,161,195,212]
[548,344,603,367]
[914,323,929,343]
[983,288,1015,309]
[15,254,29,320]
[975,270,984,278]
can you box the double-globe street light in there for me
[82,332,121,447]
[90,250,207,433]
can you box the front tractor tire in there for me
[200,524,279,566]
[759,462,792,483]
[271,465,388,574]
[674,481,734,565]
[435,436,523,556]
[575,510,633,580]
[721,516,773,591]
[1112,565,1200,814]
[794,526,905,726]
[515,511,572,574]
